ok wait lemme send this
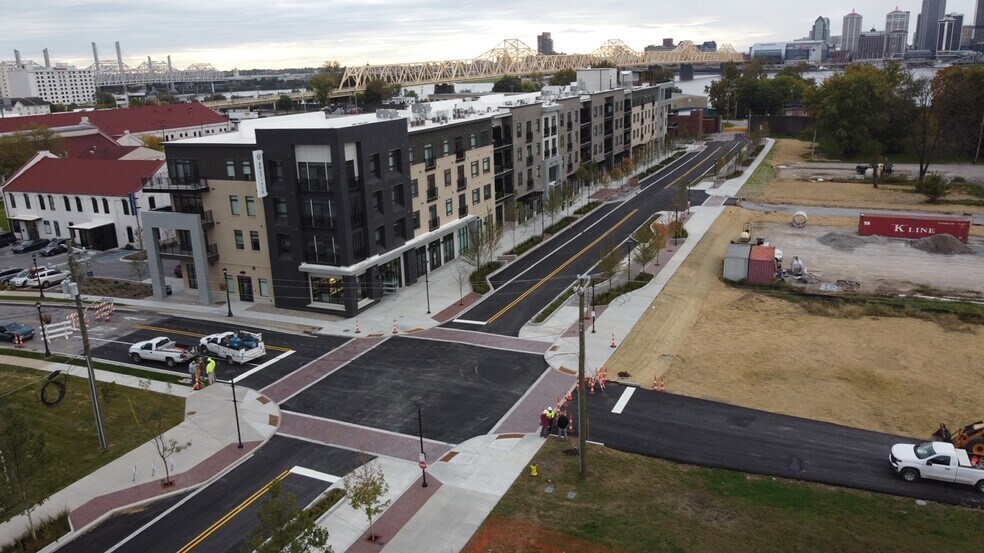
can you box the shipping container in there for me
[858,213,971,243]
[723,243,751,282]
[747,245,777,284]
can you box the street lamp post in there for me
[414,399,428,488]
[424,264,431,314]
[33,254,44,299]
[230,377,244,449]
[223,268,232,317]
[35,301,51,357]
[591,279,596,333]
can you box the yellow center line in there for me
[485,146,723,325]
[134,325,291,352]
[486,209,638,325]
[176,469,291,553]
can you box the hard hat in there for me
[547,406,553,412]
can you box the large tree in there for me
[0,125,64,180]
[932,66,984,159]
[360,78,402,105]
[908,77,942,184]
[309,60,344,107]
[492,75,524,92]
[549,68,577,86]
[808,64,891,158]
[706,60,815,119]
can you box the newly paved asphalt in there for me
[444,138,744,336]
[281,336,548,444]
[74,436,367,553]
[90,315,348,388]
[55,493,190,553]
[578,386,984,508]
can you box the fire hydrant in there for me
[529,464,538,477]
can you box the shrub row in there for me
[469,261,502,294]
[592,273,654,306]
[506,236,543,257]
[544,216,576,235]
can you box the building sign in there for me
[252,150,268,198]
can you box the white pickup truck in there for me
[199,330,266,365]
[129,337,195,367]
[890,441,984,493]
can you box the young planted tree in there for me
[343,460,391,542]
[0,407,54,541]
[135,380,190,487]
[611,166,625,192]
[242,480,333,553]
[126,226,150,283]
[545,187,564,228]
[595,240,625,294]
[633,224,659,275]
[452,257,471,305]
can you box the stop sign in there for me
[419,460,427,470]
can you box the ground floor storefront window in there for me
[311,275,345,306]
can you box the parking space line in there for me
[611,387,636,414]
[290,466,338,483]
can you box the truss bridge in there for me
[337,38,744,92]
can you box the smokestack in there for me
[116,41,124,76]
[43,49,50,68]
[92,42,100,79]
[14,50,21,65]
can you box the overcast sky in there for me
[2,1,979,70]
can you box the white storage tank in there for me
[723,243,752,282]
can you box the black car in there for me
[0,232,16,248]
[0,267,25,285]
[39,238,72,257]
[12,239,50,254]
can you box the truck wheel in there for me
[900,468,919,483]
[166,357,176,367]
[967,438,984,456]
[976,480,984,494]
[130,353,142,363]
[226,355,233,364]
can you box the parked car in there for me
[39,238,72,257]
[8,269,38,288]
[0,232,17,248]
[0,267,26,284]
[27,268,68,289]
[11,238,50,254]
[0,322,35,342]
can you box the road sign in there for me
[418,461,427,470]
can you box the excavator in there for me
[933,421,984,456]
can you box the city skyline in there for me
[1,0,979,70]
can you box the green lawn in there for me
[467,440,984,553]
[0,364,186,523]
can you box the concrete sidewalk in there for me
[0,139,770,551]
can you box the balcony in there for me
[427,187,439,202]
[428,217,440,231]
[151,206,214,228]
[160,242,219,262]
[298,177,333,193]
[459,206,468,218]
[526,132,533,143]
[424,157,436,170]
[550,125,557,135]
[526,157,533,167]
[457,177,467,191]
[142,175,208,193]
[455,149,466,162]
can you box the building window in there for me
[394,218,406,239]
[444,169,452,187]
[412,210,420,229]
[102,198,109,213]
[388,149,401,172]
[121,199,130,215]
[369,154,380,177]
[392,183,404,206]
[250,231,261,251]
[126,226,134,242]
[373,191,384,213]
[442,139,450,156]
[7,194,14,209]
[472,189,480,205]
[374,226,385,247]
[277,233,292,257]
[258,278,270,297]
[483,158,491,174]
[424,143,433,164]
[242,160,253,180]
[39,195,45,210]
[75,197,82,211]
[91,198,98,212]
[245,196,256,216]
[274,198,288,221]
[48,195,55,210]
[230,195,241,215]
[226,161,236,179]
[411,179,419,198]
[484,184,492,199]
[54,222,60,236]
[471,161,479,177]
[234,230,245,249]
[445,199,453,215]
[43,220,52,234]
[457,226,469,253]
[469,133,477,148]
[187,263,198,289]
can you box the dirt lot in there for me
[607,142,983,439]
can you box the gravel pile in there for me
[911,234,974,255]
[818,232,868,251]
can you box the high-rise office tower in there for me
[537,32,555,55]
[916,0,947,51]
[810,16,831,42]
[886,7,911,34]
[842,10,864,52]
[937,13,964,51]
[974,0,984,42]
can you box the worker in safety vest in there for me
[206,357,217,384]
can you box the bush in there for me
[545,216,576,235]
[574,201,600,215]
[507,236,543,257]
[669,219,688,240]
[915,172,951,203]
[592,273,653,305]
[469,261,502,294]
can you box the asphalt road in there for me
[577,386,984,508]
[281,335,548,444]
[89,315,348,388]
[444,138,744,336]
[55,492,190,553]
[72,435,367,553]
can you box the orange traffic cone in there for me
[392,319,399,334]
[653,376,659,391]
[610,333,617,348]
[355,319,362,334]
[193,374,202,390]
[14,335,23,349]
[661,375,667,392]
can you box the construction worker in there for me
[205,356,217,385]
